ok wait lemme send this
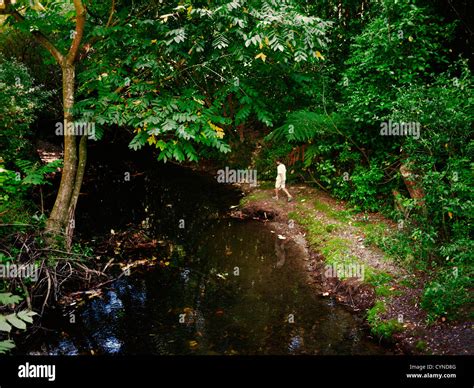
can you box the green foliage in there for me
[74,1,331,162]
[0,293,37,354]
[0,55,48,161]
[265,111,343,143]
[263,0,473,321]
[254,142,293,181]
[15,159,62,186]
[340,0,455,125]
[0,54,55,232]
[343,165,385,211]
[0,339,15,354]
[367,301,403,340]
[0,159,62,204]
[0,157,60,238]
[421,267,473,322]
[0,293,23,305]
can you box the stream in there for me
[18,155,390,355]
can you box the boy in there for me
[273,160,293,202]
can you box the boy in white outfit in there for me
[273,160,293,202]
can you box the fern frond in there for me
[265,110,343,143]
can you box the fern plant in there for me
[16,159,63,186]
[265,110,344,143]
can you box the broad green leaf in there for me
[0,340,15,354]
[5,314,27,330]
[0,316,12,333]
[0,293,22,306]
[17,310,37,324]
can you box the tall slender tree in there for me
[1,0,86,247]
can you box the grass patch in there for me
[313,199,332,213]
[239,191,268,206]
[257,181,274,190]
[354,221,388,245]
[288,209,327,246]
[314,199,354,222]
[367,300,404,340]
[375,285,393,297]
[320,237,351,265]
[415,340,428,353]
[365,270,393,287]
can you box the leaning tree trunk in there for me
[2,0,88,247]
[66,135,87,249]
[45,65,78,240]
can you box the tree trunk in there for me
[45,64,77,238]
[3,0,87,248]
[400,163,425,205]
[66,135,87,249]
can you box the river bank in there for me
[236,183,473,355]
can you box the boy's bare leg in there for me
[282,188,292,199]
[274,188,279,199]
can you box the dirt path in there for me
[235,184,473,355]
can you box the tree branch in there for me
[67,0,86,65]
[0,0,64,64]
[106,0,116,28]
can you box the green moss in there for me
[289,209,327,246]
[373,319,404,339]
[367,300,386,320]
[325,223,339,233]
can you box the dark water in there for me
[19,160,390,355]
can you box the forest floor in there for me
[235,183,473,355]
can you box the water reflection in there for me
[274,237,287,269]
[18,162,390,356]
[20,219,390,356]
